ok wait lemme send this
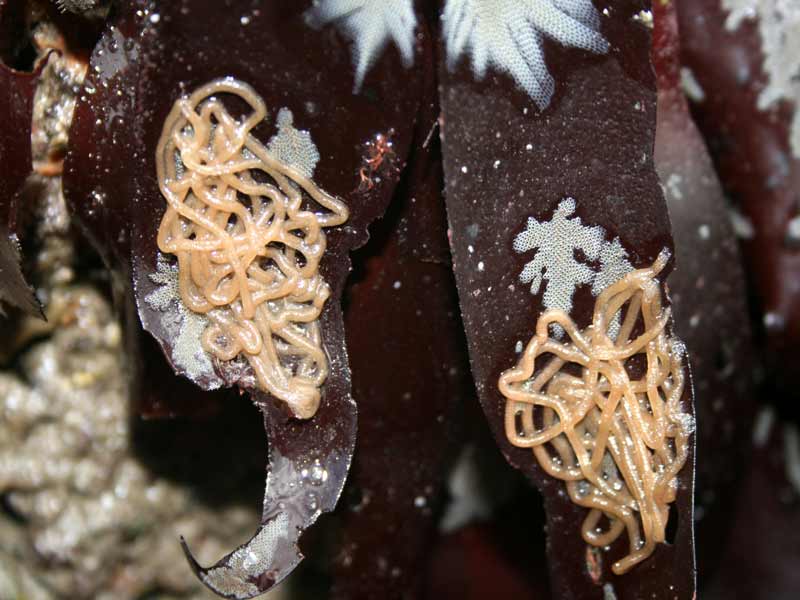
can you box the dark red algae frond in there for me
[62,1,427,597]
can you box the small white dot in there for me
[493,160,501,169]
[764,312,784,329]
[515,341,523,353]
[525,143,533,151]
[467,245,474,254]
[149,13,160,23]
[240,15,251,25]
[698,224,710,239]
[461,165,468,174]
[477,261,485,272]
[393,280,402,289]
[787,216,800,240]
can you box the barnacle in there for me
[499,252,693,574]
[155,78,348,419]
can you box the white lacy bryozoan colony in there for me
[722,0,800,158]
[514,198,632,336]
[442,0,609,109]
[305,0,417,91]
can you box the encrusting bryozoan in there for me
[442,0,609,109]
[155,78,348,419]
[305,0,417,92]
[498,251,693,574]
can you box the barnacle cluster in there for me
[155,78,348,419]
[498,252,694,574]
[0,286,259,599]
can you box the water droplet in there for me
[302,459,328,486]
[242,550,259,570]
